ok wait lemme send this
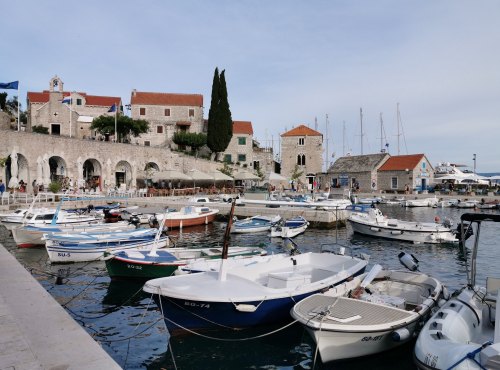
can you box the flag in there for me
[0,81,19,90]
[61,97,72,104]
[108,104,116,113]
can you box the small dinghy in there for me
[230,215,281,233]
[270,216,309,238]
[291,253,444,363]
[414,213,500,370]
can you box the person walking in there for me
[0,180,5,195]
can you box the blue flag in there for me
[0,81,19,90]
[108,104,116,113]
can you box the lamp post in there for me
[473,154,476,175]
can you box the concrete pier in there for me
[0,244,122,370]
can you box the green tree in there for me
[290,165,304,183]
[91,115,149,142]
[173,132,207,153]
[206,68,233,158]
[32,125,49,134]
[218,162,233,177]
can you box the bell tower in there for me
[49,75,64,92]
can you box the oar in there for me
[351,264,383,298]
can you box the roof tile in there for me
[233,121,253,135]
[281,124,322,137]
[131,91,203,106]
[378,154,425,171]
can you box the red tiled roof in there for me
[27,91,120,107]
[378,154,425,171]
[281,124,322,137]
[131,91,203,106]
[233,121,253,135]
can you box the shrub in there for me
[48,181,62,193]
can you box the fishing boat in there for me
[12,220,137,248]
[403,197,439,208]
[149,206,219,229]
[104,246,268,280]
[45,232,170,263]
[44,227,159,246]
[414,213,500,370]
[291,255,444,363]
[230,215,281,233]
[455,199,479,208]
[1,208,100,231]
[270,216,309,238]
[348,206,458,244]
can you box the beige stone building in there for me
[378,154,435,193]
[130,90,204,147]
[280,125,323,189]
[327,153,390,192]
[27,76,121,139]
[223,121,254,167]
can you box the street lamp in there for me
[473,154,476,175]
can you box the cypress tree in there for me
[216,70,233,151]
[207,67,220,153]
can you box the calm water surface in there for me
[2,205,499,369]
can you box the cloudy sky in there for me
[2,1,499,171]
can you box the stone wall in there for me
[223,133,253,168]
[280,135,323,186]
[0,130,228,192]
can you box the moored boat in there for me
[230,215,281,233]
[270,216,309,238]
[403,197,439,207]
[291,260,444,363]
[414,213,500,370]
[150,206,218,229]
[348,207,458,244]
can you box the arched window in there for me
[297,154,306,166]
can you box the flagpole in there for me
[17,82,20,132]
[69,94,72,138]
[114,104,117,142]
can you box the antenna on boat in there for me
[218,198,237,281]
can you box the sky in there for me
[2,1,499,172]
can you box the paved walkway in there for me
[0,244,121,370]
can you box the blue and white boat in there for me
[45,232,170,263]
[44,227,158,246]
[143,251,369,334]
[270,216,309,238]
[230,215,281,234]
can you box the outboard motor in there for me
[129,214,141,228]
[149,215,159,229]
[398,251,419,271]
[86,204,94,214]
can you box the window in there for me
[297,154,306,166]
[224,154,232,163]
[298,137,305,146]
[156,125,163,134]
[164,108,171,116]
[76,99,82,106]
[238,154,246,162]
[140,107,146,115]
[238,137,246,145]
[391,177,398,189]
[188,108,195,117]
[144,141,150,146]
[253,161,260,170]
[422,162,426,169]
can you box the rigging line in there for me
[162,315,299,342]
[62,275,99,307]
[399,108,409,154]
[94,318,164,343]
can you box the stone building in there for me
[223,121,254,168]
[130,90,204,147]
[280,125,323,189]
[378,154,435,193]
[27,76,121,139]
[327,153,390,192]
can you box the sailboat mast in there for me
[342,121,346,156]
[397,103,400,155]
[325,114,329,172]
[380,113,383,152]
[360,108,363,155]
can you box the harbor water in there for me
[2,205,499,369]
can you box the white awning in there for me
[77,116,94,123]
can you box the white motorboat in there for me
[270,216,309,238]
[414,213,500,370]
[403,197,439,207]
[12,220,136,248]
[291,257,444,363]
[1,208,100,231]
[436,198,459,208]
[150,206,219,229]
[348,207,458,244]
[230,215,281,233]
[143,251,369,334]
[357,196,383,205]
[456,199,479,208]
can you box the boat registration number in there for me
[57,252,71,257]
[127,264,142,270]
[361,335,383,342]
[184,301,210,309]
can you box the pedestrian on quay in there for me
[0,180,4,195]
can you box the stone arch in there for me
[83,158,102,190]
[143,161,160,188]
[5,153,29,190]
[48,155,67,183]
[115,160,132,188]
